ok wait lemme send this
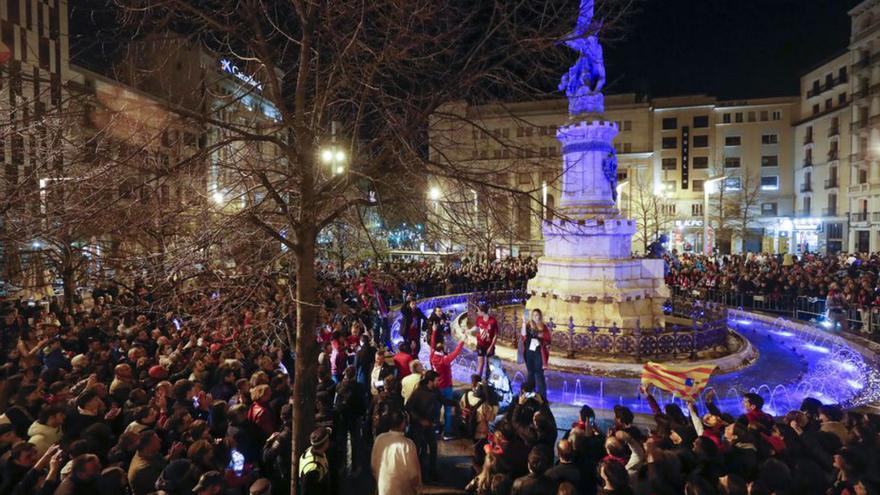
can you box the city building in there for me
[847,0,880,252]
[650,95,798,254]
[0,0,77,291]
[793,51,851,254]
[429,94,799,256]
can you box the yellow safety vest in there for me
[298,447,328,480]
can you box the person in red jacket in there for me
[393,341,414,378]
[430,330,464,440]
[247,384,276,438]
[473,303,499,381]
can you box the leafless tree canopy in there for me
[3,1,636,489]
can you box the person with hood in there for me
[28,405,64,456]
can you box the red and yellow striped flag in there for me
[641,361,717,401]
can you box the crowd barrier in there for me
[671,286,880,341]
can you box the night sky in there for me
[603,0,862,99]
[70,0,862,100]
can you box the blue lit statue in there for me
[603,152,618,200]
[559,0,606,115]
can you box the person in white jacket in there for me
[27,405,65,456]
[371,409,421,495]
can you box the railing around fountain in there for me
[465,289,729,361]
[671,286,880,341]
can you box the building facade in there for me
[847,0,880,253]
[429,94,799,256]
[794,51,851,254]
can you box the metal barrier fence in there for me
[671,286,880,341]
[464,288,728,361]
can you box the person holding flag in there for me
[641,361,724,449]
[640,361,717,403]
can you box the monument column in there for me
[524,0,668,330]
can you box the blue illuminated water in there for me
[392,297,879,417]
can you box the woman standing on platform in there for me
[521,308,551,398]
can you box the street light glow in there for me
[428,186,441,201]
[32,241,41,249]
[212,191,225,204]
[334,150,346,162]
[335,165,345,175]
[321,149,334,163]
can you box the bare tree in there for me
[726,172,763,251]
[99,2,644,490]
[629,169,672,252]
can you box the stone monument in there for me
[525,0,668,330]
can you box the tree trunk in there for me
[62,267,76,310]
[290,229,319,495]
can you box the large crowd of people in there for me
[665,252,880,304]
[0,256,530,495]
[665,252,880,334]
[1,254,879,495]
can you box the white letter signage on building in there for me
[219,59,263,91]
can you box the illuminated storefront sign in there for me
[675,219,703,228]
[219,59,263,91]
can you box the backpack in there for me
[459,390,485,439]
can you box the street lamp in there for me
[211,190,225,204]
[428,186,441,201]
[320,146,347,175]
[703,175,727,255]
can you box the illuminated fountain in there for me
[387,1,880,414]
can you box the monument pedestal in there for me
[525,120,668,332]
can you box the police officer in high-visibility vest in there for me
[297,426,332,495]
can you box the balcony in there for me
[796,209,812,218]
[851,120,868,132]
[825,177,839,189]
[802,159,813,168]
[828,150,839,161]
[803,134,814,145]
[828,126,839,137]
[852,212,869,222]
[823,207,838,217]
[874,212,880,223]
[855,87,869,99]
[800,182,812,193]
